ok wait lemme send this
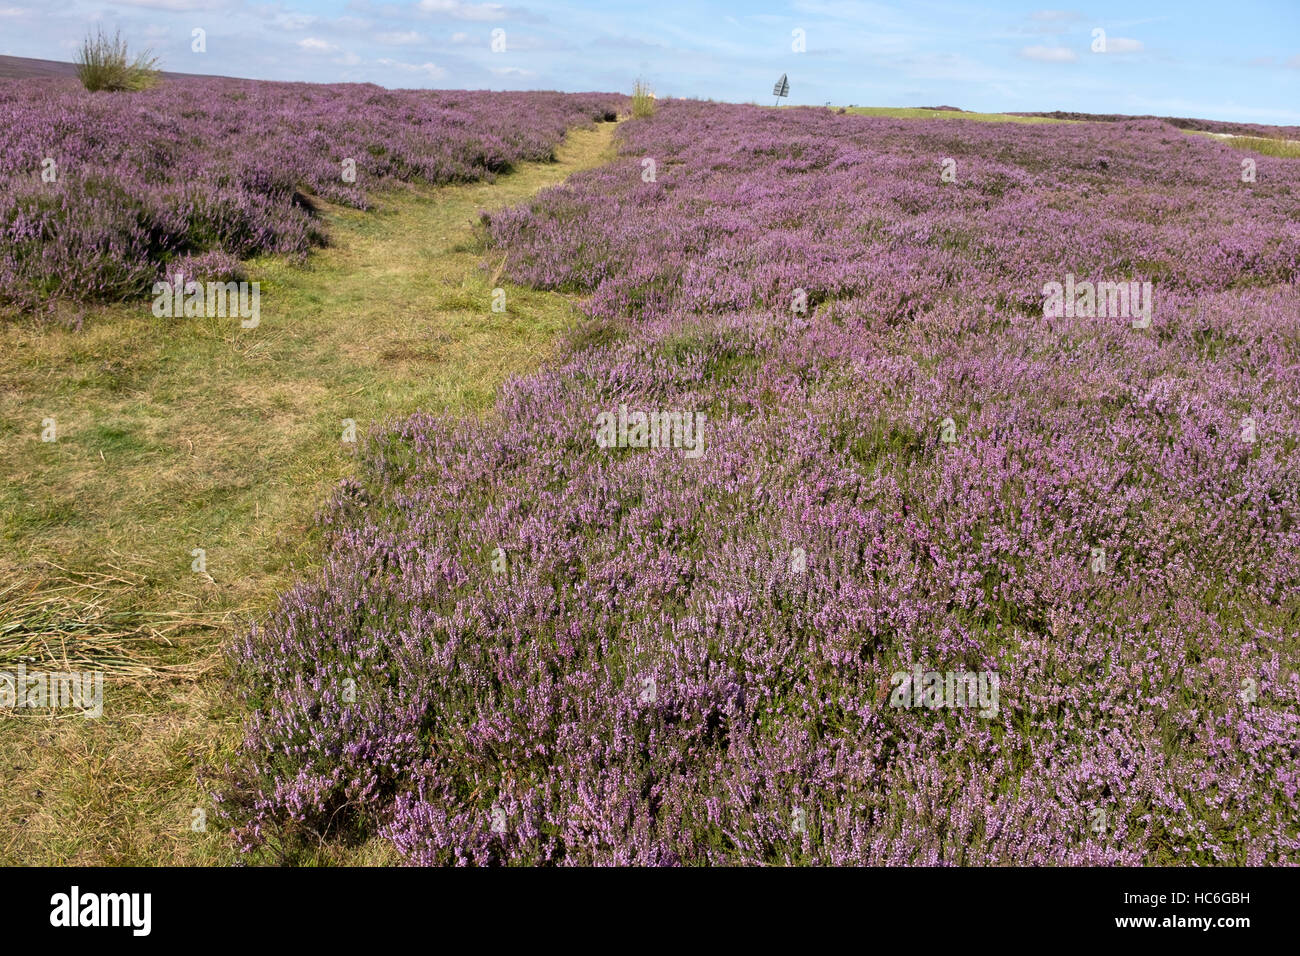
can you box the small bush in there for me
[631,79,656,118]
[75,28,159,93]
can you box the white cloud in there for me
[299,38,338,53]
[490,66,532,76]
[451,32,470,44]
[417,0,506,21]
[1106,37,1144,54]
[378,57,448,78]
[277,14,318,30]
[376,31,425,45]
[104,0,229,9]
[1020,45,1077,63]
[335,52,362,66]
[1022,9,1084,34]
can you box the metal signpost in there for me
[773,73,789,105]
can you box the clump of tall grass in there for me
[631,79,656,118]
[75,28,159,93]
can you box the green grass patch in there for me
[0,120,620,866]
[841,107,1076,124]
[1185,129,1300,158]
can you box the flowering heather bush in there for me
[166,249,247,287]
[0,77,622,312]
[220,102,1300,865]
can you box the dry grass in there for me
[0,119,620,865]
[0,560,225,679]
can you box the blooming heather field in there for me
[217,101,1300,865]
[0,78,620,312]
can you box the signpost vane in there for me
[773,73,789,106]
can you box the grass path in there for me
[841,106,1073,124]
[0,118,619,865]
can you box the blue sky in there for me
[2,1,1297,124]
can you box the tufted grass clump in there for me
[75,28,160,93]
[631,79,656,118]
